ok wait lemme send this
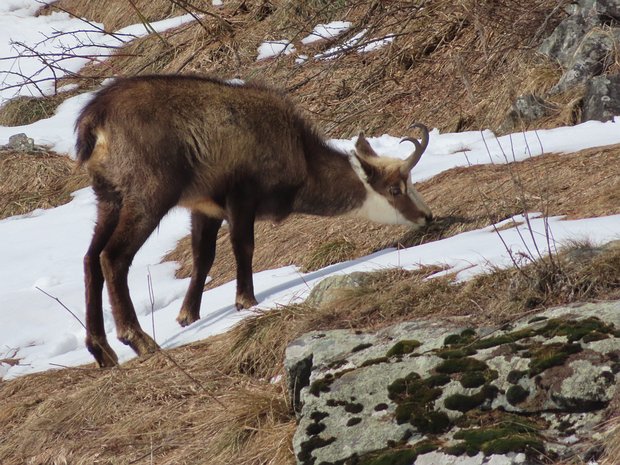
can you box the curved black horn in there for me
[399,123,429,175]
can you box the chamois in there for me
[76,74,432,367]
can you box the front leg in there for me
[177,213,223,327]
[227,192,258,310]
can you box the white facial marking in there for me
[348,155,427,227]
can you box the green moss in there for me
[389,372,446,428]
[582,331,610,343]
[444,328,476,346]
[352,342,374,352]
[344,402,364,414]
[506,385,530,405]
[444,385,498,412]
[310,411,329,422]
[437,347,477,359]
[306,422,326,436]
[347,417,362,426]
[449,417,544,458]
[472,328,536,350]
[444,443,467,456]
[538,317,616,342]
[527,342,582,377]
[425,373,451,387]
[507,370,527,384]
[387,372,422,399]
[357,442,438,465]
[361,356,390,367]
[481,435,544,455]
[528,316,548,323]
[459,370,486,388]
[374,403,389,411]
[411,411,451,434]
[297,435,336,464]
[309,377,334,397]
[386,340,421,357]
[436,357,488,374]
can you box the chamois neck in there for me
[293,140,367,217]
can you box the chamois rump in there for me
[76,74,432,367]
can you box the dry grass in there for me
[46,0,572,138]
[0,151,89,219]
[0,344,295,465]
[0,94,68,126]
[39,0,189,30]
[1,1,617,463]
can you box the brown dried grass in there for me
[56,0,572,137]
[39,0,188,30]
[0,151,89,219]
[0,94,67,126]
[0,344,295,465]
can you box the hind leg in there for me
[84,198,121,367]
[177,212,222,327]
[100,200,174,356]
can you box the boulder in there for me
[582,74,620,122]
[286,300,620,465]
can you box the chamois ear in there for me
[355,131,379,159]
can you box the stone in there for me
[582,74,620,122]
[286,300,620,465]
[553,29,619,93]
[7,133,35,152]
[304,271,372,307]
[504,94,554,129]
[539,15,588,67]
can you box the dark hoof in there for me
[176,310,200,327]
[235,295,258,311]
[118,329,160,356]
[87,338,119,368]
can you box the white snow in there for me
[257,40,295,60]
[0,0,196,105]
[301,21,352,45]
[1,4,620,381]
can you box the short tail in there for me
[75,100,105,166]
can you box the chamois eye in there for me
[389,186,402,196]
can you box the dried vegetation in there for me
[0,150,89,219]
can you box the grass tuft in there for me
[0,151,89,220]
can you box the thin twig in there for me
[36,286,86,329]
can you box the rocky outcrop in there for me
[285,301,620,465]
[507,0,620,126]
[582,74,620,121]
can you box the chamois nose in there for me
[425,213,433,222]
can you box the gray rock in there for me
[286,300,620,465]
[539,0,620,94]
[7,133,35,152]
[582,74,620,122]
[539,15,588,66]
[304,271,372,307]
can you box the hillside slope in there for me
[0,1,619,464]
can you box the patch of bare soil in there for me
[165,144,620,293]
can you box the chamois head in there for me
[350,123,432,227]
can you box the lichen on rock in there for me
[286,300,620,464]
